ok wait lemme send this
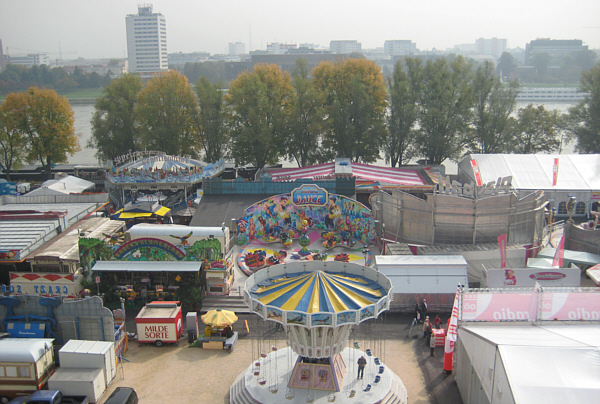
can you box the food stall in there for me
[135,301,184,346]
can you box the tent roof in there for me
[269,161,430,187]
[461,325,600,404]
[467,154,600,190]
[29,175,95,196]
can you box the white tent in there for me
[456,324,600,404]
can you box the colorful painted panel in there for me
[236,188,376,245]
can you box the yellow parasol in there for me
[201,309,238,327]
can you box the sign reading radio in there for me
[291,184,328,206]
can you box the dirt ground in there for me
[98,313,462,404]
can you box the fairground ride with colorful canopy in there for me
[230,261,408,404]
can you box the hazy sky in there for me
[1,0,599,60]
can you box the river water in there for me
[69,102,577,172]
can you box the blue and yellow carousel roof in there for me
[250,270,385,313]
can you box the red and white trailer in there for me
[135,301,184,347]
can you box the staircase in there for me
[201,294,251,313]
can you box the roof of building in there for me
[465,154,600,190]
[26,217,125,262]
[0,203,99,262]
[0,338,55,362]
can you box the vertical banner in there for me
[552,233,565,267]
[497,234,507,269]
[443,288,460,374]
[470,159,483,186]
[552,158,559,186]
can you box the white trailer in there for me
[0,338,55,402]
[58,340,116,388]
[375,255,468,312]
[48,368,105,403]
[135,301,184,346]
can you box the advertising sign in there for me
[461,292,537,321]
[540,292,600,321]
[4,272,83,297]
[484,267,580,288]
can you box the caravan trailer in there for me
[0,338,55,402]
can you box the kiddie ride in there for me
[321,230,356,250]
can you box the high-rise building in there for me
[384,40,417,57]
[329,40,361,54]
[475,38,507,59]
[125,4,168,75]
[228,42,246,55]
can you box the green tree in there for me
[194,77,227,162]
[286,59,325,167]
[137,71,200,156]
[514,105,560,153]
[413,56,474,164]
[225,64,293,169]
[312,58,387,163]
[567,64,600,153]
[0,93,29,180]
[384,58,420,167]
[89,74,142,162]
[468,61,520,154]
[497,52,518,80]
[18,87,79,179]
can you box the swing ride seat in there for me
[374,357,380,365]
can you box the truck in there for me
[135,301,184,346]
[8,390,89,404]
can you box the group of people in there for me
[414,299,443,357]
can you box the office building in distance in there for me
[125,4,168,76]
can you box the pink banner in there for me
[461,292,537,321]
[497,234,507,269]
[540,292,600,321]
[471,159,483,186]
[552,158,559,186]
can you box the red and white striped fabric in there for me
[270,163,335,181]
[270,162,427,186]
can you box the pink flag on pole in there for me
[552,158,559,186]
[498,234,507,269]
[471,159,483,186]
[552,233,565,267]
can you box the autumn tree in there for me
[312,58,387,163]
[0,93,29,180]
[194,77,227,162]
[225,64,293,169]
[413,56,474,164]
[286,59,325,167]
[384,58,420,167]
[136,71,200,157]
[468,60,520,154]
[89,74,142,162]
[566,64,600,153]
[18,87,79,179]
[514,105,560,153]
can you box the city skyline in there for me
[1,0,599,60]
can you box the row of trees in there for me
[2,56,597,180]
[0,64,113,94]
[0,87,79,180]
[90,56,599,170]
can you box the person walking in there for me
[357,356,367,378]
[414,303,422,323]
[429,329,436,356]
[423,317,432,345]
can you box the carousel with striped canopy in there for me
[230,261,408,404]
